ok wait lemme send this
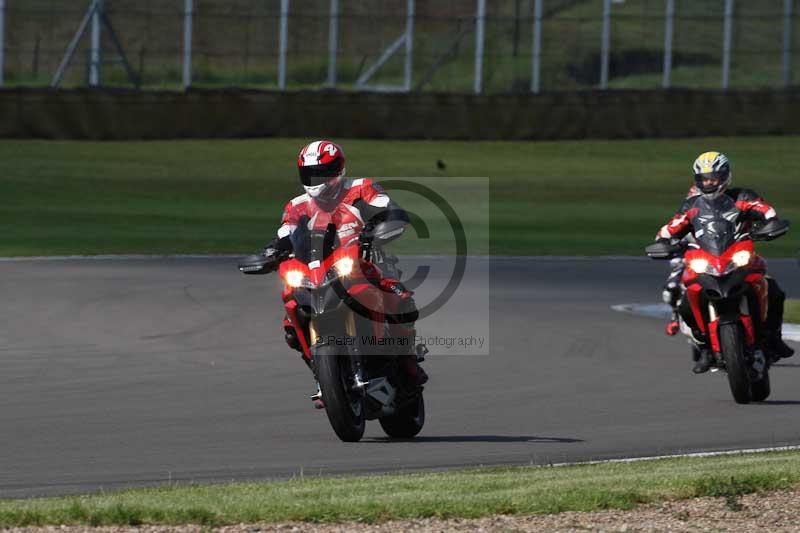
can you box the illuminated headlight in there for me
[334,257,354,277]
[689,258,710,274]
[284,270,305,288]
[731,250,751,267]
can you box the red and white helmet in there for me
[297,140,346,204]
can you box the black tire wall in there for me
[2,88,799,140]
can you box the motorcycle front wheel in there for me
[316,342,365,442]
[719,323,752,404]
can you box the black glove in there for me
[261,246,280,260]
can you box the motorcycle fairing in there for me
[279,220,393,361]
[679,196,768,355]
[691,195,741,256]
[683,240,754,279]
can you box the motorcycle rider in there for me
[257,140,428,407]
[654,151,794,373]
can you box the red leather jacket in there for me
[656,188,778,241]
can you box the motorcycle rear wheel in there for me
[379,393,425,439]
[719,323,752,404]
[316,343,365,442]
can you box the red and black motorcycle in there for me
[647,196,789,404]
[240,218,425,442]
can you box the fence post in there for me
[783,0,793,87]
[474,0,486,94]
[278,0,289,90]
[183,0,193,89]
[89,0,103,86]
[327,0,338,86]
[721,0,734,90]
[404,0,415,91]
[0,0,5,87]
[599,0,611,89]
[530,0,543,93]
[662,0,674,89]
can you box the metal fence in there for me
[1,0,798,92]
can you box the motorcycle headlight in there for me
[284,270,305,288]
[731,250,751,267]
[689,258,710,274]
[334,257,354,277]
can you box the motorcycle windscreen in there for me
[691,195,741,256]
[290,216,341,264]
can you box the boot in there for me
[763,279,793,360]
[764,331,795,361]
[310,382,325,409]
[284,327,302,352]
[400,354,428,386]
[665,311,680,336]
[392,326,427,386]
[663,285,681,336]
[693,346,713,374]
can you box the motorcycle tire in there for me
[316,343,365,442]
[719,323,752,404]
[379,392,425,439]
[751,367,771,402]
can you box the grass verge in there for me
[787,300,800,325]
[3,450,800,527]
[2,136,799,256]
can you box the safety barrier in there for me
[2,88,799,141]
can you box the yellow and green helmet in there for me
[692,151,731,196]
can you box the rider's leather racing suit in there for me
[654,187,792,360]
[262,177,427,384]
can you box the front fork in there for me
[706,298,766,377]
[706,297,756,353]
[308,312,366,390]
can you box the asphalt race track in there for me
[2,257,799,498]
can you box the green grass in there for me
[2,450,800,526]
[787,300,800,324]
[2,136,799,256]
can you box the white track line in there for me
[613,303,800,343]
[547,445,800,468]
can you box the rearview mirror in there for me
[645,241,681,259]
[238,254,276,275]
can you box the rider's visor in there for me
[299,162,344,186]
[694,172,722,193]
